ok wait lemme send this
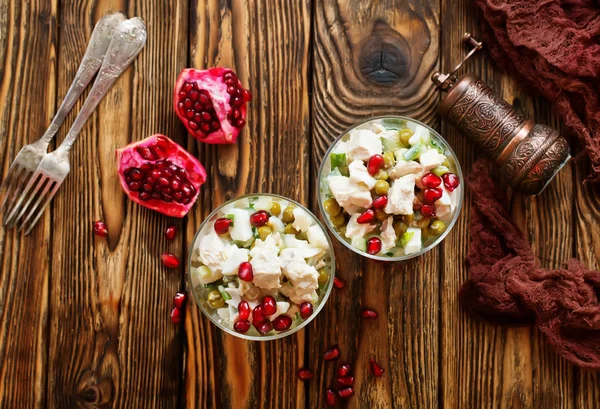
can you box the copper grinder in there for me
[432,34,571,195]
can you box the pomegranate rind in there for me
[174,67,248,145]
[116,134,207,217]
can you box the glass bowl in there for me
[317,116,464,261]
[188,193,336,341]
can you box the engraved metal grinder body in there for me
[432,34,571,195]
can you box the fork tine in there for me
[4,172,46,227]
[0,166,30,214]
[17,179,57,231]
[23,182,60,235]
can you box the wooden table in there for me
[1,0,599,408]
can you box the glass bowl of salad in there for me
[318,116,463,261]
[188,193,335,340]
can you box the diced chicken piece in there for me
[408,125,431,146]
[349,160,377,189]
[343,204,363,216]
[345,214,376,239]
[403,227,422,255]
[267,301,291,320]
[389,160,423,180]
[346,129,383,161]
[292,208,312,232]
[199,230,227,273]
[380,216,397,253]
[419,149,446,171]
[279,248,320,304]
[307,225,329,250]
[253,196,273,211]
[385,174,416,215]
[328,175,373,210]
[280,285,318,305]
[249,236,282,290]
[221,245,250,275]
[268,216,285,233]
[250,235,280,257]
[229,208,253,242]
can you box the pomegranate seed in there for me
[299,302,313,319]
[249,210,269,227]
[173,292,186,308]
[242,89,252,101]
[93,221,108,237]
[324,345,340,361]
[337,376,354,386]
[326,388,336,406]
[214,217,233,234]
[238,301,250,320]
[421,204,436,218]
[170,307,182,324]
[333,277,345,289]
[338,388,354,399]
[421,172,442,188]
[338,364,351,377]
[165,225,177,240]
[238,262,254,282]
[297,368,314,381]
[370,358,385,377]
[361,308,379,319]
[262,295,277,316]
[443,173,460,192]
[356,209,375,224]
[252,305,266,324]
[367,154,385,176]
[273,315,293,331]
[372,195,388,209]
[161,253,180,268]
[255,320,273,335]
[366,237,382,255]
[234,319,251,333]
[423,187,443,204]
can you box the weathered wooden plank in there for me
[183,1,312,408]
[0,1,57,408]
[46,1,188,408]
[310,1,440,408]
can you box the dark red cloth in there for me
[459,160,600,368]
[475,0,600,180]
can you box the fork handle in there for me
[56,18,147,155]
[38,12,126,148]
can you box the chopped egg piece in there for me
[403,227,422,255]
[419,149,446,171]
[229,208,253,242]
[221,245,250,275]
[307,225,329,250]
[292,208,312,232]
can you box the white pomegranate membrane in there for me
[189,195,333,337]
[319,118,461,258]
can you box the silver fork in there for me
[0,12,126,219]
[5,17,147,234]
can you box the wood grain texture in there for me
[0,1,57,408]
[310,1,440,408]
[183,1,312,408]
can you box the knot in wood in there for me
[359,21,410,86]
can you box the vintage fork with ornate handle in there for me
[4,17,147,234]
[0,12,126,218]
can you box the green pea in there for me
[374,180,390,195]
[323,198,341,216]
[429,220,446,236]
[399,129,414,145]
[284,223,298,235]
[282,206,295,223]
[318,269,329,285]
[270,202,281,216]
[375,170,389,181]
[375,209,388,222]
[383,152,395,168]
[331,213,346,227]
[393,221,408,236]
[257,226,272,240]
[207,290,225,309]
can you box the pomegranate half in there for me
[116,134,206,217]
[174,67,251,144]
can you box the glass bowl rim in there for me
[187,192,336,341]
[316,115,464,261]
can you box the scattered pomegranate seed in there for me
[249,210,269,227]
[165,225,178,240]
[361,308,379,319]
[170,307,182,324]
[93,221,108,237]
[237,262,254,282]
[173,292,186,308]
[262,295,277,316]
[214,217,233,234]
[300,302,313,319]
[161,253,180,268]
[324,345,340,361]
[367,154,385,176]
[237,301,250,320]
[370,358,385,377]
[338,364,351,377]
[372,195,388,209]
[252,305,266,324]
[297,368,314,381]
[421,172,442,188]
[255,320,273,335]
[234,319,251,333]
[326,388,337,406]
[273,315,293,331]
[337,376,354,386]
[421,204,436,218]
[333,277,345,289]
[366,237,382,255]
[443,173,460,192]
[338,388,354,399]
[423,187,443,204]
[357,209,375,224]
